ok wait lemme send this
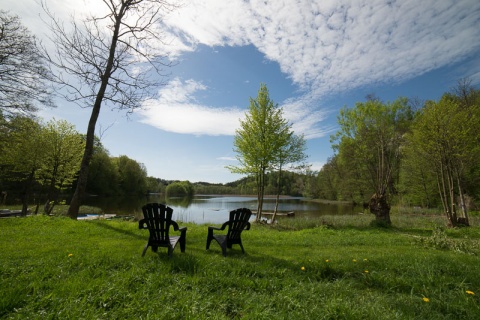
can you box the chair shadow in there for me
[88,220,145,240]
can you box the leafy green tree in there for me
[316,157,340,200]
[0,11,53,117]
[407,91,480,226]
[166,181,194,197]
[0,116,47,214]
[113,155,148,195]
[229,84,294,221]
[271,134,308,223]
[37,119,85,214]
[332,98,413,225]
[86,140,119,196]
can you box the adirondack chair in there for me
[206,208,252,256]
[139,203,187,257]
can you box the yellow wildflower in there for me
[68,253,73,257]
[301,266,305,271]
[325,259,330,263]
[466,290,475,295]
[352,259,357,262]
[422,297,430,303]
[364,270,369,273]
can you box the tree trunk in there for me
[67,7,124,219]
[67,102,101,219]
[369,193,391,225]
[272,168,283,224]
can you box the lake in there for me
[82,194,364,224]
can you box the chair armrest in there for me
[138,219,146,229]
[244,222,251,230]
[178,226,187,234]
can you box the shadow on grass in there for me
[87,220,145,240]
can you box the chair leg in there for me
[206,229,213,250]
[142,244,149,257]
[180,234,186,253]
[221,243,227,257]
[239,242,245,254]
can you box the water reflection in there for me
[82,195,363,224]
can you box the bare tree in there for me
[0,10,53,117]
[41,0,179,219]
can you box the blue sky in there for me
[3,0,480,183]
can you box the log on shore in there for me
[255,211,295,217]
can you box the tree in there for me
[0,116,47,214]
[113,155,148,195]
[86,139,119,196]
[166,181,194,197]
[332,98,413,225]
[0,11,53,117]
[229,84,295,221]
[41,0,178,219]
[271,133,308,223]
[407,90,480,226]
[37,119,85,214]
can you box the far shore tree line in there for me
[1,8,479,227]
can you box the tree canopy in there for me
[0,10,53,117]
[229,83,307,221]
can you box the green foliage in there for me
[405,85,480,225]
[166,180,194,197]
[86,145,119,196]
[37,119,85,192]
[113,155,148,195]
[1,215,480,319]
[229,84,305,219]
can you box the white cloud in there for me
[165,0,480,96]
[138,77,334,138]
[138,78,245,136]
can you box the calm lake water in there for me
[82,194,364,224]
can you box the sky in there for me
[3,0,480,183]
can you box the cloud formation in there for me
[143,0,479,138]
[166,0,480,95]
[139,78,245,136]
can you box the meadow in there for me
[1,210,480,319]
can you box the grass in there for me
[1,213,480,319]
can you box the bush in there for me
[165,181,194,197]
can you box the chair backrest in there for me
[141,203,174,243]
[226,208,252,241]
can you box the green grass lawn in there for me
[1,213,479,319]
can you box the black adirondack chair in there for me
[139,203,187,257]
[206,208,252,256]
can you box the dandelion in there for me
[325,259,330,263]
[352,259,357,262]
[466,290,475,295]
[422,297,430,303]
[364,270,369,273]
[68,253,73,257]
[363,259,368,261]
[301,266,305,271]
